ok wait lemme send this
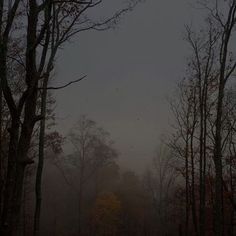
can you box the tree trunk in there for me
[213,81,224,236]
[34,76,49,236]
[190,125,198,236]
[0,84,3,222]
[0,119,20,236]
[78,164,84,236]
[199,76,207,236]
[185,131,189,236]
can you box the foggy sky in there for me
[53,0,203,173]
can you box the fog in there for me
[0,1,236,236]
[54,0,198,172]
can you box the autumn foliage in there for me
[91,192,121,236]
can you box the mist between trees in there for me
[0,0,236,236]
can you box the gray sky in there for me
[53,0,201,173]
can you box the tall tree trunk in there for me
[0,0,3,212]
[198,80,206,236]
[7,1,40,233]
[34,76,49,236]
[10,89,38,236]
[190,124,198,236]
[213,81,224,236]
[202,80,208,236]
[185,130,189,236]
[0,34,21,235]
[199,76,207,236]
[0,119,19,235]
[0,83,3,222]
[78,162,84,236]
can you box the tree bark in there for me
[185,119,190,236]
[213,81,224,236]
[34,76,49,236]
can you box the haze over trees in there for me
[0,0,236,236]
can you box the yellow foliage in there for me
[91,192,121,235]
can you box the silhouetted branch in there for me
[38,75,87,90]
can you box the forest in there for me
[0,0,236,236]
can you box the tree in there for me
[144,144,177,236]
[68,115,118,235]
[169,77,199,235]
[168,2,236,235]
[0,1,140,235]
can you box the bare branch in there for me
[38,75,87,90]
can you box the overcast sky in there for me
[53,0,203,173]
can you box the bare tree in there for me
[169,2,236,235]
[184,18,219,235]
[199,2,236,235]
[145,144,177,236]
[68,115,118,235]
[0,1,140,235]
